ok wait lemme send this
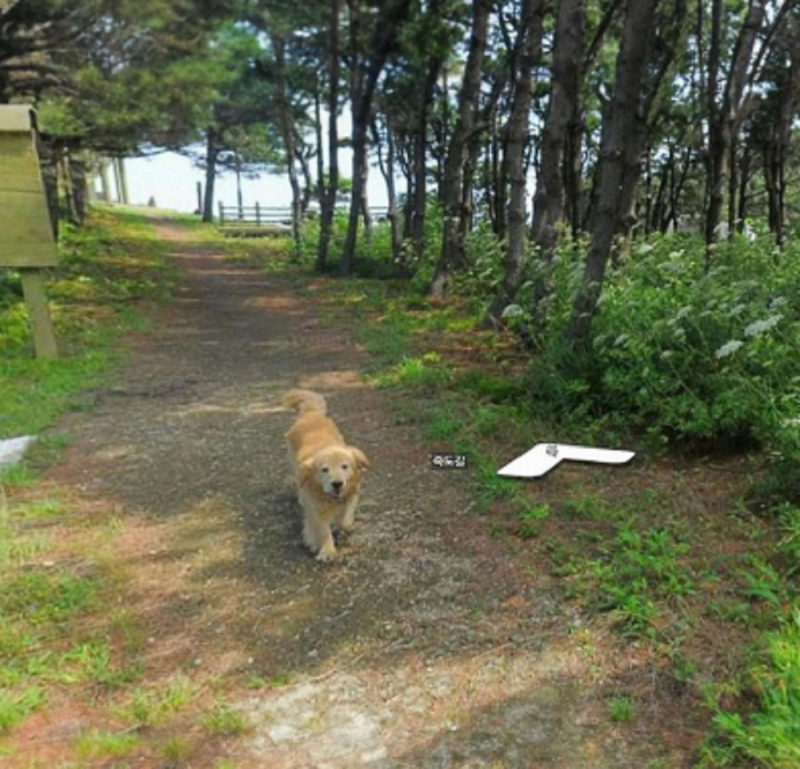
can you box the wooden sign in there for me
[0,106,58,268]
[0,105,58,357]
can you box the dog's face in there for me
[301,445,369,501]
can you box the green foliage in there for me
[578,522,695,638]
[72,729,140,759]
[0,687,46,732]
[610,695,635,723]
[701,609,800,768]
[525,232,800,462]
[371,352,453,389]
[200,701,248,736]
[0,209,174,439]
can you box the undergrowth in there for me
[0,207,176,439]
[297,216,800,769]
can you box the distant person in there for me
[147,196,157,208]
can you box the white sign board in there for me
[497,443,635,479]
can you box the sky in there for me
[120,148,391,213]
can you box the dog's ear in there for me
[299,457,316,481]
[349,447,370,470]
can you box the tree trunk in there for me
[39,140,59,239]
[484,0,546,326]
[235,154,243,214]
[114,157,130,206]
[317,0,342,272]
[531,0,584,259]
[429,0,492,298]
[374,117,402,270]
[766,18,800,247]
[411,56,442,260]
[567,0,662,349]
[202,128,218,223]
[99,158,111,203]
[270,31,302,256]
[60,152,78,225]
[69,152,87,224]
[314,86,325,206]
[703,0,768,264]
[342,0,413,274]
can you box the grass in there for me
[120,676,199,728]
[0,207,179,760]
[296,253,800,767]
[610,695,635,723]
[0,207,176,440]
[72,729,140,760]
[700,609,800,768]
[201,701,249,736]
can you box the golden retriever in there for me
[283,389,370,561]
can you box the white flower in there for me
[501,304,524,319]
[715,340,744,359]
[728,304,747,318]
[743,314,783,338]
[770,296,788,310]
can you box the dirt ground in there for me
[32,221,697,767]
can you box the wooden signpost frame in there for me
[0,106,58,358]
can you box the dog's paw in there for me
[315,548,337,563]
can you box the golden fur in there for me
[283,389,369,561]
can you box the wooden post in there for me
[20,269,57,358]
[218,200,224,224]
[256,202,261,225]
[196,181,203,213]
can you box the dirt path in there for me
[46,221,682,767]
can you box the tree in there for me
[566,0,664,348]
[340,0,414,275]
[429,0,493,298]
[701,0,796,261]
[483,0,546,326]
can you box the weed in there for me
[738,557,788,608]
[160,736,192,762]
[246,675,267,689]
[574,524,695,638]
[610,696,635,722]
[201,701,248,736]
[371,354,452,390]
[516,503,550,539]
[0,687,46,732]
[561,494,617,521]
[0,570,96,624]
[268,672,292,688]
[72,729,140,759]
[701,609,800,768]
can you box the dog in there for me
[283,389,370,561]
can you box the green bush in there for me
[524,231,800,460]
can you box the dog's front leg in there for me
[336,494,359,533]
[302,506,336,561]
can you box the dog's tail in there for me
[283,388,327,415]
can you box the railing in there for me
[217,203,392,226]
[218,203,292,226]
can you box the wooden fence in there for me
[217,203,391,226]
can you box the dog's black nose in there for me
[332,480,344,490]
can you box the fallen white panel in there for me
[555,444,636,465]
[0,435,36,470]
[497,442,635,479]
